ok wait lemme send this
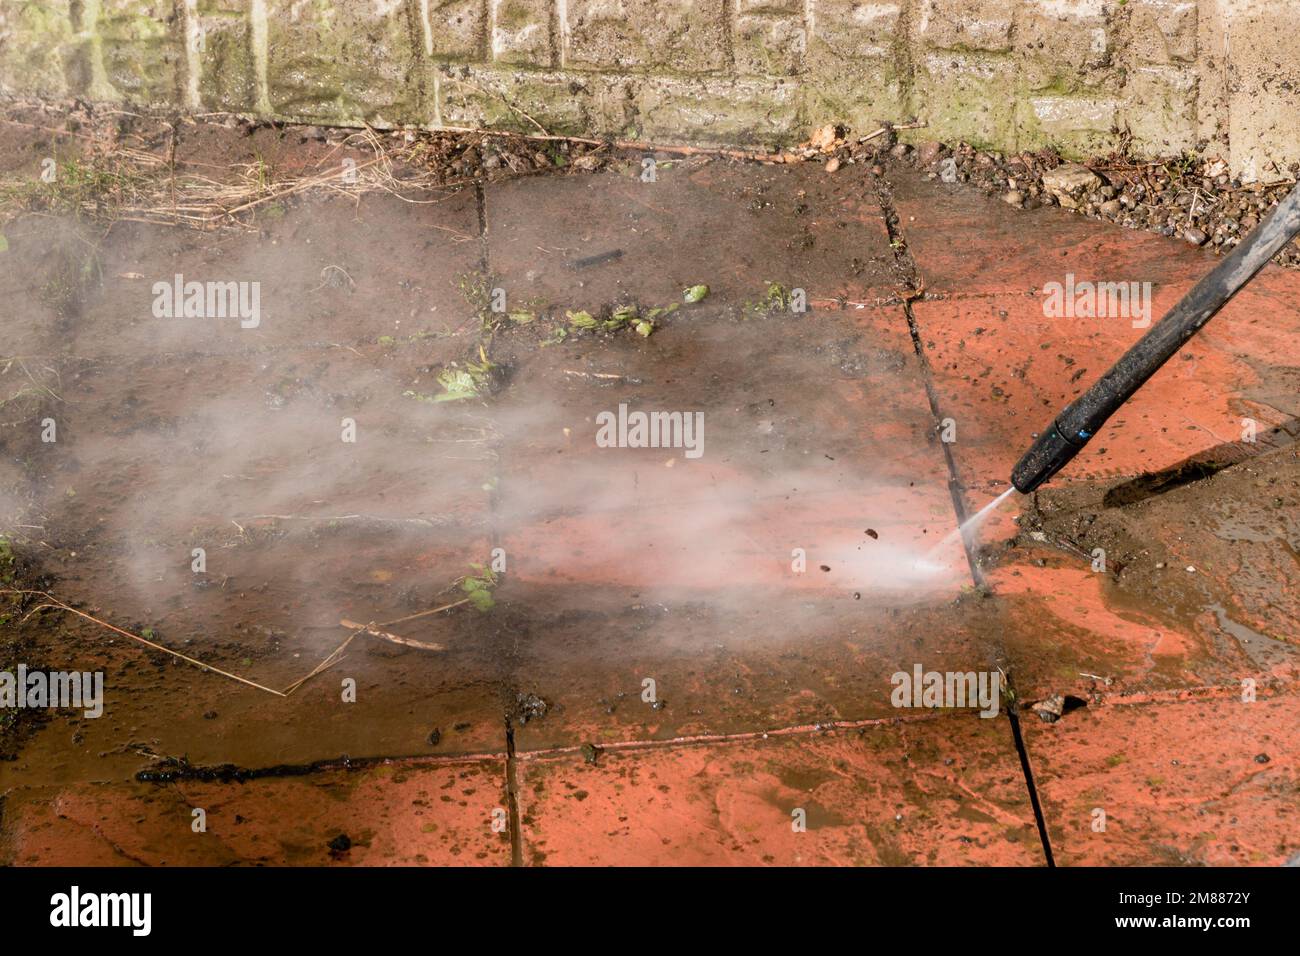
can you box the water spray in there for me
[1010,180,1300,495]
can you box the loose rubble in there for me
[784,122,1300,269]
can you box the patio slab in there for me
[484,160,900,316]
[0,757,510,866]
[1023,691,1300,866]
[4,115,1300,869]
[516,713,1043,866]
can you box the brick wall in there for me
[0,0,1296,180]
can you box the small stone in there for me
[1099,199,1122,216]
[1184,227,1209,246]
[916,141,946,165]
[1003,190,1024,207]
[824,156,841,173]
[1041,163,1102,203]
[1031,695,1065,723]
[1255,753,1271,764]
[808,123,839,152]
[328,833,352,853]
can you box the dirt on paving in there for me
[1,104,1298,867]
[1013,437,1300,673]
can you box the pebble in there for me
[916,141,947,165]
[1184,227,1209,245]
[1003,190,1024,207]
[825,156,841,173]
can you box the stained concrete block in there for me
[917,0,1014,54]
[913,50,1018,151]
[633,75,800,144]
[1217,0,1300,182]
[1017,0,1113,92]
[1123,64,1198,158]
[420,0,486,59]
[1127,0,1197,65]
[0,0,75,97]
[97,0,181,104]
[811,0,902,61]
[564,0,726,73]
[734,12,805,77]
[490,0,551,67]
[804,0,904,137]
[439,65,621,135]
[193,0,258,112]
[264,0,433,124]
[1019,93,1119,158]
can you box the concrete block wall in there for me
[0,0,1296,180]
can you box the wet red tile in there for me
[516,715,1043,866]
[485,161,897,316]
[910,293,1281,493]
[987,558,1257,702]
[1023,692,1300,865]
[70,191,482,361]
[889,165,1208,297]
[0,758,510,866]
[499,583,1006,751]
[483,296,982,751]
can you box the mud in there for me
[1016,438,1300,673]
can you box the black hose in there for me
[1011,179,1300,494]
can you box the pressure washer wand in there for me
[1011,179,1300,495]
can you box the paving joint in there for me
[874,165,1057,868]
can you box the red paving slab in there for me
[896,161,1300,497]
[888,164,1208,298]
[0,188,511,784]
[6,124,1300,868]
[909,292,1294,494]
[495,583,1010,752]
[516,714,1043,866]
[492,306,960,599]
[481,258,983,750]
[0,758,511,866]
[987,557,1261,703]
[900,173,1300,708]
[485,159,899,316]
[478,170,981,752]
[1023,692,1300,866]
[68,190,482,362]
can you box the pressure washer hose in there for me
[1011,179,1300,494]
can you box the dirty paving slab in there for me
[516,713,1044,866]
[5,125,1298,865]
